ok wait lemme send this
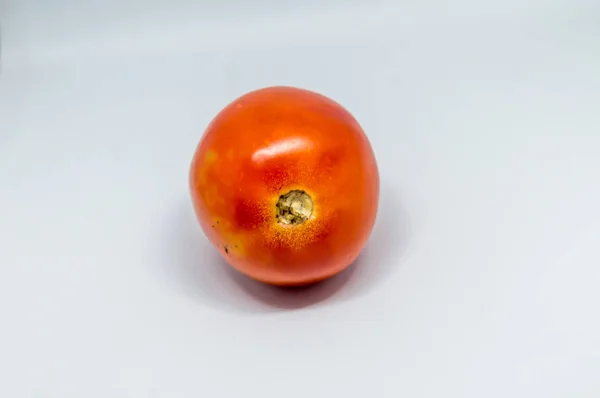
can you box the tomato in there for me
[189,86,379,286]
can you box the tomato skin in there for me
[189,86,379,286]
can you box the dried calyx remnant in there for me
[276,190,313,225]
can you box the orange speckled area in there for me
[189,86,379,286]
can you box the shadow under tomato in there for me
[225,261,357,310]
[159,182,409,312]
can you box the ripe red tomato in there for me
[189,86,379,286]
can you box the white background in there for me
[1,0,599,396]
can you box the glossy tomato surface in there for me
[189,86,379,286]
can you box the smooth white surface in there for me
[1,1,599,396]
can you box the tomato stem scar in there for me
[276,190,313,225]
